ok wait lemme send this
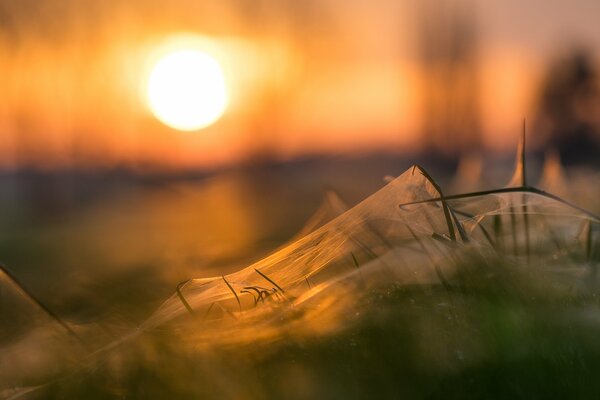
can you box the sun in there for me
[146,49,228,131]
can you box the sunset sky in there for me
[0,0,599,170]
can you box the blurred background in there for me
[0,0,599,329]
[0,0,599,169]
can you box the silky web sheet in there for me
[140,166,599,338]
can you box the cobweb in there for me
[136,165,599,345]
[139,167,445,327]
[1,164,599,399]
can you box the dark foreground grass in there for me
[41,253,600,400]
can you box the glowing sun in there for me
[146,50,228,131]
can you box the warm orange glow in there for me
[0,1,596,169]
[146,49,228,131]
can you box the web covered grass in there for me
[2,158,600,399]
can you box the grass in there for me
[39,255,600,399]
[1,142,600,399]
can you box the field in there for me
[1,152,600,400]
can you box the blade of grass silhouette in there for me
[254,268,285,294]
[396,186,600,222]
[421,206,457,242]
[474,216,496,249]
[422,206,465,245]
[414,165,457,241]
[0,261,86,348]
[240,290,259,306]
[272,290,285,302]
[506,123,530,261]
[304,276,311,289]
[222,276,241,312]
[433,170,466,242]
[176,280,195,316]
[242,286,268,304]
[449,206,470,243]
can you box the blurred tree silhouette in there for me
[535,49,600,166]
[416,0,482,163]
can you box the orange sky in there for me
[0,0,598,170]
